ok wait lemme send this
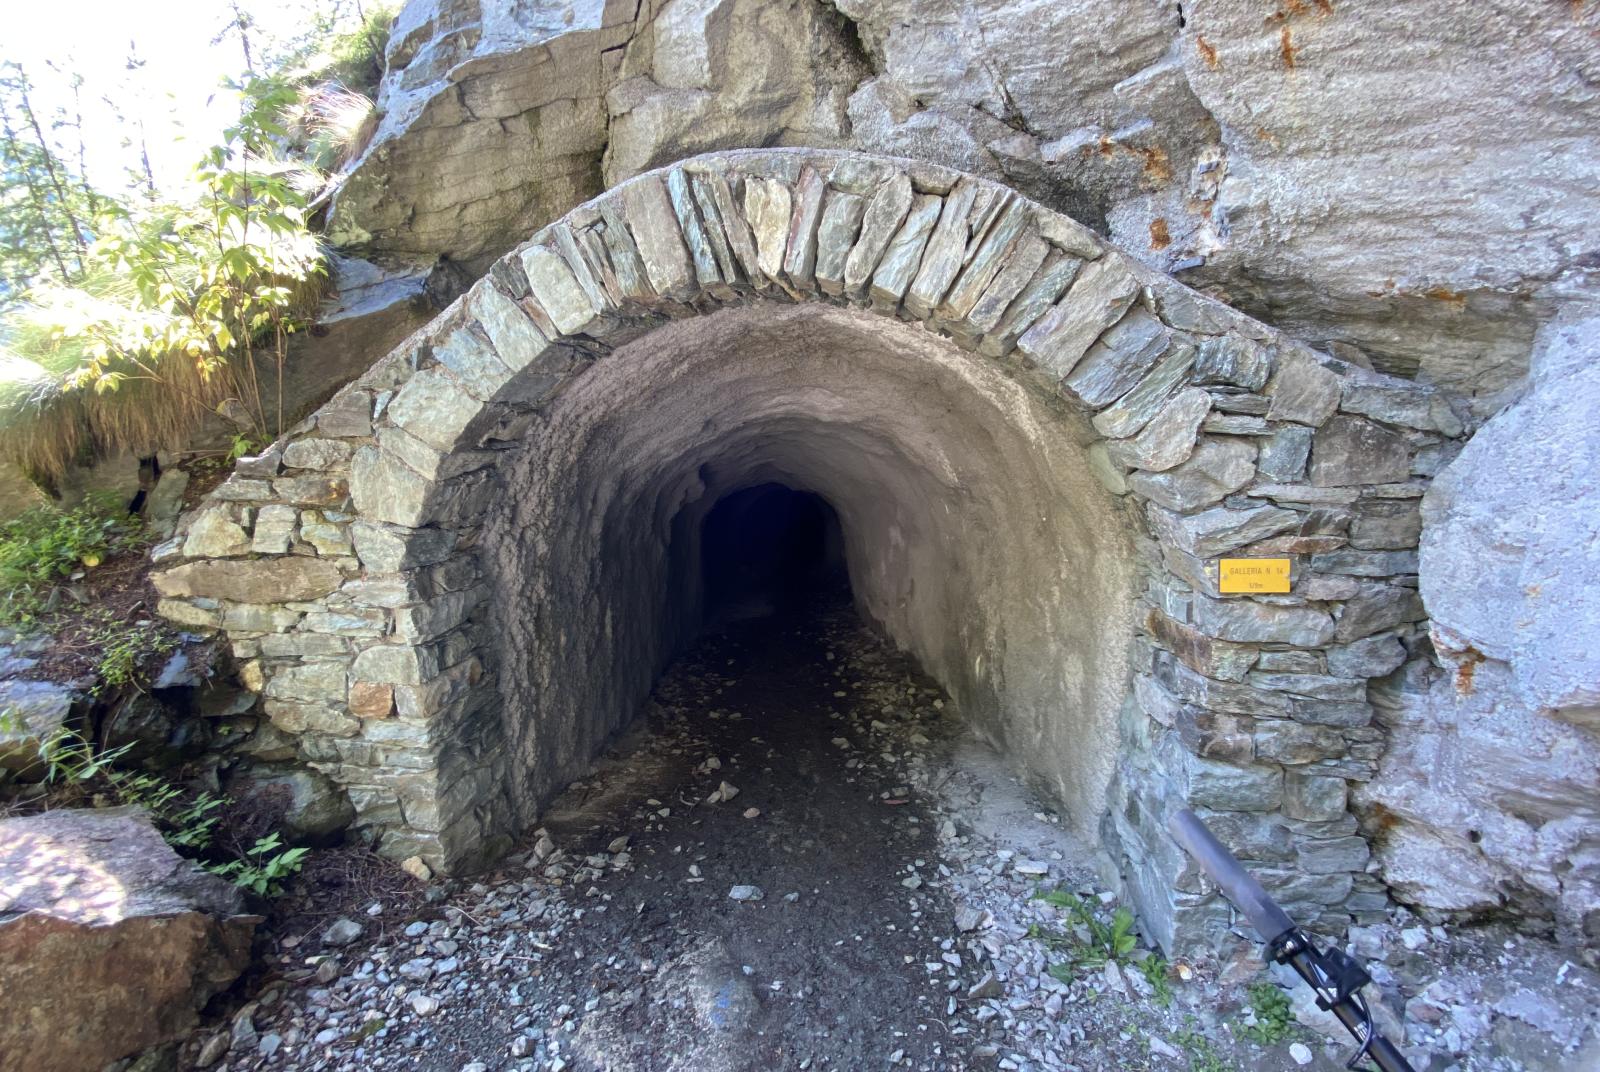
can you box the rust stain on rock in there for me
[1149,218,1171,250]
[1421,286,1469,309]
[1137,145,1173,186]
[1454,645,1486,696]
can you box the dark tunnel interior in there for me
[698,483,849,627]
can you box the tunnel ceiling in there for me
[154,149,1465,951]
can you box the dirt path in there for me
[488,602,975,1070]
[186,603,1600,1072]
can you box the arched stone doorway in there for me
[155,150,1459,950]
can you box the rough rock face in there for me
[225,765,358,841]
[1361,313,1600,949]
[1166,1,1599,401]
[331,0,865,268]
[602,0,868,183]
[331,0,1600,405]
[0,807,257,1072]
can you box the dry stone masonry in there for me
[156,149,1465,952]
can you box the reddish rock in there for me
[349,680,395,719]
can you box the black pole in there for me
[1168,809,1417,1072]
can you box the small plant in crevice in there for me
[1138,953,1176,1009]
[1029,886,1140,985]
[1173,1023,1232,1072]
[88,618,180,694]
[106,766,228,850]
[1238,979,1295,1046]
[33,724,132,784]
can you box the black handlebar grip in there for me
[1168,808,1296,944]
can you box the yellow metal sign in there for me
[1217,558,1292,594]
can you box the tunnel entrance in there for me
[698,483,849,627]
[475,301,1140,871]
[160,151,1442,951]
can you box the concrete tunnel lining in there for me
[478,302,1140,838]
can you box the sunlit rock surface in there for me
[1361,312,1600,948]
[0,807,257,1072]
[331,0,1600,406]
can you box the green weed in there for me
[208,832,310,897]
[1239,980,1295,1045]
[23,728,306,896]
[89,620,179,694]
[1173,1027,1232,1072]
[0,495,142,624]
[1139,953,1176,1008]
[1030,887,1145,990]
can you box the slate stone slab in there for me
[979,251,1082,357]
[699,174,763,284]
[1267,350,1343,426]
[844,172,913,296]
[1150,503,1302,558]
[1257,424,1314,482]
[1063,308,1172,407]
[870,194,943,307]
[1310,414,1413,486]
[815,190,866,295]
[1093,342,1197,440]
[667,168,725,294]
[938,196,1030,322]
[1193,335,1272,390]
[966,232,1050,335]
[782,165,827,290]
[1127,438,1257,512]
[1107,387,1211,472]
[907,177,980,319]
[622,176,696,301]
[1016,256,1140,379]
[1191,592,1337,646]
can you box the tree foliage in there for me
[0,62,98,305]
[0,76,325,482]
[0,3,397,487]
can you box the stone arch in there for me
[155,150,1463,950]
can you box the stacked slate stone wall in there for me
[153,149,1465,951]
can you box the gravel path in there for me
[177,603,1600,1072]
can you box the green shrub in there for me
[90,619,179,694]
[208,832,310,896]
